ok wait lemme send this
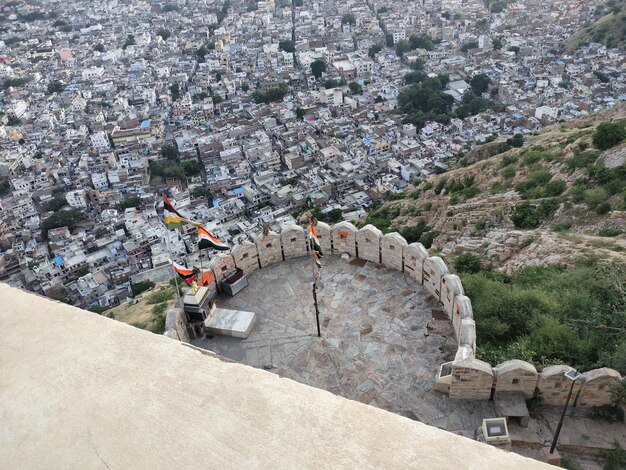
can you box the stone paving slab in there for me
[192,256,496,436]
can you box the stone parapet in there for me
[381,232,407,271]
[174,222,622,405]
[450,358,494,400]
[281,224,308,260]
[422,256,449,300]
[208,253,236,286]
[256,231,282,268]
[232,240,260,274]
[538,365,583,406]
[332,221,357,257]
[493,360,538,399]
[356,225,382,263]
[441,274,464,319]
[577,368,623,407]
[402,242,428,283]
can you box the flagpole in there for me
[164,224,183,308]
[309,218,321,338]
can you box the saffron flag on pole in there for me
[168,259,198,285]
[162,193,201,229]
[198,225,230,251]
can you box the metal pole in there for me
[549,378,577,454]
[312,281,321,337]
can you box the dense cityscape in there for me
[0,0,624,311]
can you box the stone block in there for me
[331,221,357,257]
[450,357,494,400]
[422,256,449,300]
[281,224,308,260]
[315,221,332,255]
[537,365,582,407]
[493,360,538,399]
[452,295,473,340]
[576,367,622,407]
[381,232,408,271]
[441,274,464,319]
[204,308,257,339]
[208,253,236,285]
[402,242,429,284]
[232,241,260,275]
[356,225,382,263]
[458,318,476,352]
[256,231,282,268]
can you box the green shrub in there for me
[593,121,626,150]
[604,442,626,470]
[500,154,518,167]
[596,201,612,215]
[500,165,516,178]
[551,222,572,232]
[418,231,436,248]
[567,151,600,171]
[591,405,624,423]
[434,178,447,195]
[545,180,566,197]
[131,281,155,297]
[152,302,167,316]
[475,219,486,230]
[399,220,431,244]
[147,289,173,304]
[454,253,482,274]
[537,198,560,218]
[584,187,609,210]
[511,203,541,229]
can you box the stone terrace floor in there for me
[192,256,495,436]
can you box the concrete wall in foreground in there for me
[173,222,623,406]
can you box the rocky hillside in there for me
[565,0,626,52]
[363,105,626,273]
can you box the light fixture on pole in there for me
[549,369,581,455]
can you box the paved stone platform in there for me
[192,256,495,435]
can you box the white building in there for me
[90,131,111,150]
[319,88,343,107]
[65,189,88,209]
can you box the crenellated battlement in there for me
[168,222,623,407]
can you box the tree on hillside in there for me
[296,107,305,121]
[470,73,491,95]
[593,122,626,150]
[341,13,356,25]
[492,37,503,50]
[94,43,105,52]
[161,143,179,160]
[279,39,295,53]
[46,80,64,94]
[368,44,382,58]
[348,82,363,94]
[123,34,136,49]
[310,59,327,79]
[157,28,171,40]
[170,83,181,101]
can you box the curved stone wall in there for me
[166,221,623,407]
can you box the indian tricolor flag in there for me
[162,193,201,229]
[313,249,322,269]
[169,259,197,285]
[198,226,230,251]
[308,218,323,256]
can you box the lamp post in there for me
[549,369,581,455]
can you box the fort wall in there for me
[167,221,623,408]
